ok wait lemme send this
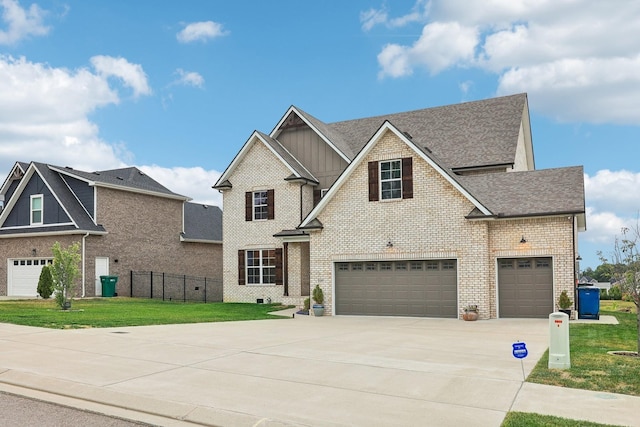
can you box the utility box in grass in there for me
[549,311,570,369]
[100,275,118,297]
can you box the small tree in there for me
[37,264,54,299]
[50,242,81,310]
[600,220,640,355]
[558,290,572,310]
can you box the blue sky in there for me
[0,0,639,271]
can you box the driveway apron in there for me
[0,316,549,426]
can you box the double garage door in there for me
[335,260,457,317]
[8,258,53,296]
[498,257,553,318]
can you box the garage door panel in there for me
[336,260,457,317]
[499,257,553,318]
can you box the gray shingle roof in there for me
[183,202,222,242]
[457,166,585,217]
[325,93,527,168]
[57,166,187,199]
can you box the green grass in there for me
[0,298,292,329]
[527,310,640,396]
[502,412,620,427]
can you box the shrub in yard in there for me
[303,297,310,311]
[37,265,54,299]
[608,285,622,300]
[599,288,608,300]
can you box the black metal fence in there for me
[130,271,223,303]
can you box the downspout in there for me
[299,182,306,223]
[82,232,90,297]
[571,215,577,312]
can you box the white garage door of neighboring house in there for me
[335,260,458,318]
[8,258,53,296]
[498,257,553,318]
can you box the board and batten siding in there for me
[277,126,348,190]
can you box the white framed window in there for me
[253,191,268,220]
[246,249,276,285]
[320,188,329,198]
[380,160,402,200]
[30,194,43,225]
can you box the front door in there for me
[95,257,109,297]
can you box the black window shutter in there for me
[275,248,283,286]
[368,161,379,201]
[245,192,252,221]
[313,189,321,206]
[402,157,413,199]
[267,189,275,220]
[238,250,246,285]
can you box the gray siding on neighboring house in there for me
[278,126,348,189]
[62,175,95,218]
[3,174,70,227]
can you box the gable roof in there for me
[213,130,318,189]
[182,202,223,243]
[0,162,107,237]
[299,121,493,228]
[51,165,189,200]
[326,93,530,169]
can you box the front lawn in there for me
[527,310,640,396]
[0,298,292,329]
[502,412,620,427]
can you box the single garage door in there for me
[498,257,553,318]
[8,258,52,296]
[335,260,457,317]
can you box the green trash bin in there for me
[100,275,118,297]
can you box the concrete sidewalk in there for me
[0,314,638,426]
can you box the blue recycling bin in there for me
[578,286,600,320]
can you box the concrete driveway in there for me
[0,314,550,426]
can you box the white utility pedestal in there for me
[548,311,571,369]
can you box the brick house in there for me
[0,162,222,297]
[214,94,586,319]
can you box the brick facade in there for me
[308,130,576,318]
[0,186,221,298]
[221,139,312,304]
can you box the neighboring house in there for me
[0,162,222,297]
[214,94,586,319]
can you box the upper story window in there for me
[30,194,43,225]
[253,191,268,220]
[380,160,402,200]
[368,158,413,202]
[245,189,274,221]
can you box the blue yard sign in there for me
[512,342,528,359]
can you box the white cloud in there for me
[378,22,477,77]
[174,68,204,88]
[369,0,640,124]
[360,8,388,31]
[0,55,126,173]
[138,165,221,206]
[176,21,228,43]
[360,0,429,31]
[90,55,152,98]
[0,55,217,207]
[585,170,640,216]
[0,0,49,45]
